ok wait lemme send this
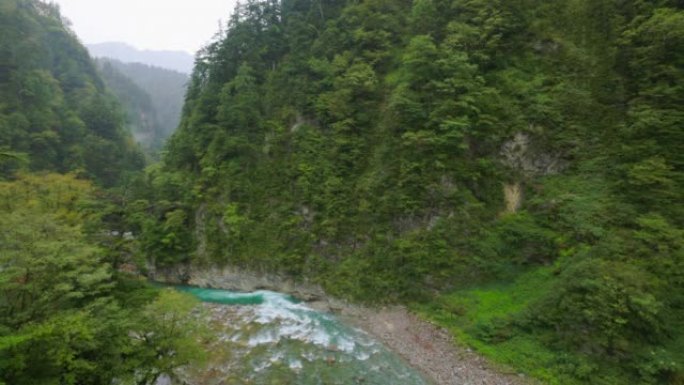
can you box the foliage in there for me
[0,0,143,185]
[0,173,204,385]
[126,289,207,385]
[135,0,684,383]
[0,2,200,382]
[2,0,678,383]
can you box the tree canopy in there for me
[138,0,684,383]
[0,0,143,185]
[0,2,202,383]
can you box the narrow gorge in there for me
[1,0,682,384]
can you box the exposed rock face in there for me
[148,264,327,302]
[503,182,523,214]
[499,132,566,213]
[501,132,565,177]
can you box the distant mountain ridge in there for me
[87,42,194,74]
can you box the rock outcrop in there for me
[148,263,327,302]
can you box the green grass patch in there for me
[413,266,583,385]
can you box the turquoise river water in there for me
[176,286,431,385]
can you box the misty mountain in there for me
[96,58,188,152]
[87,41,194,74]
[96,59,163,152]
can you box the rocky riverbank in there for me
[333,305,534,385]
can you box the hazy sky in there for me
[52,0,238,54]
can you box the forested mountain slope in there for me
[133,0,683,383]
[96,59,163,152]
[0,2,202,384]
[96,58,187,152]
[0,0,143,186]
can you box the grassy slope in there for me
[414,266,613,385]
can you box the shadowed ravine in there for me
[175,286,432,385]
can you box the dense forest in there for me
[0,1,202,384]
[1,0,683,384]
[96,58,188,153]
[0,0,143,185]
[122,0,682,384]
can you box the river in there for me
[175,286,431,385]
